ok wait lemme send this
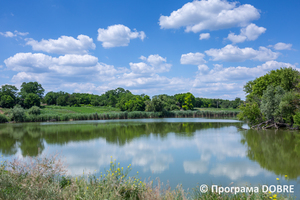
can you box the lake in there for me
[0,118,299,197]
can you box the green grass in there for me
[194,107,240,112]
[41,105,121,115]
[0,106,240,123]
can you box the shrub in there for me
[0,114,8,123]
[293,112,300,126]
[28,106,41,115]
[11,105,26,122]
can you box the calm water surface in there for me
[0,118,299,196]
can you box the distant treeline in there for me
[0,83,242,112]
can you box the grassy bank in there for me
[0,155,294,200]
[0,106,240,123]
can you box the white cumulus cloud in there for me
[273,42,292,50]
[199,33,210,40]
[26,35,96,54]
[205,45,280,62]
[227,23,266,43]
[129,54,171,74]
[159,0,260,33]
[180,52,206,65]
[97,24,146,48]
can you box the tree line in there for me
[0,82,242,112]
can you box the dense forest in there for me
[0,82,242,112]
[238,67,300,129]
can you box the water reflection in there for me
[0,119,299,195]
[241,129,300,179]
[0,120,239,157]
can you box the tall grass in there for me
[0,154,294,200]
[0,109,240,123]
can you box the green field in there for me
[194,107,240,112]
[0,106,240,116]
[40,105,121,115]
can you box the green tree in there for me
[182,93,195,110]
[145,97,164,112]
[279,92,299,124]
[0,95,15,108]
[19,82,45,99]
[260,85,285,121]
[44,91,59,105]
[24,93,41,108]
[0,84,18,101]
[57,95,69,106]
[237,102,264,125]
[68,95,80,107]
[244,67,300,101]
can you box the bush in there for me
[11,105,26,122]
[293,112,300,126]
[28,106,41,115]
[0,114,8,123]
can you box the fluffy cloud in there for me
[4,52,124,87]
[180,52,206,65]
[97,24,146,48]
[194,60,297,84]
[0,30,29,37]
[199,33,210,40]
[227,23,266,43]
[4,53,98,73]
[159,0,260,33]
[129,54,171,74]
[205,45,280,62]
[26,35,96,54]
[273,42,292,50]
[11,72,48,83]
[191,60,298,98]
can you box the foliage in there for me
[279,92,300,124]
[260,85,285,121]
[24,93,41,108]
[145,97,164,112]
[28,106,41,115]
[244,67,300,99]
[11,105,26,122]
[67,94,80,107]
[182,93,195,110]
[0,114,8,123]
[44,91,59,105]
[19,81,45,99]
[0,85,18,100]
[293,112,300,126]
[175,92,196,109]
[239,67,300,126]
[56,94,69,106]
[0,95,15,108]
[237,102,264,125]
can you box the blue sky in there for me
[0,0,299,99]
